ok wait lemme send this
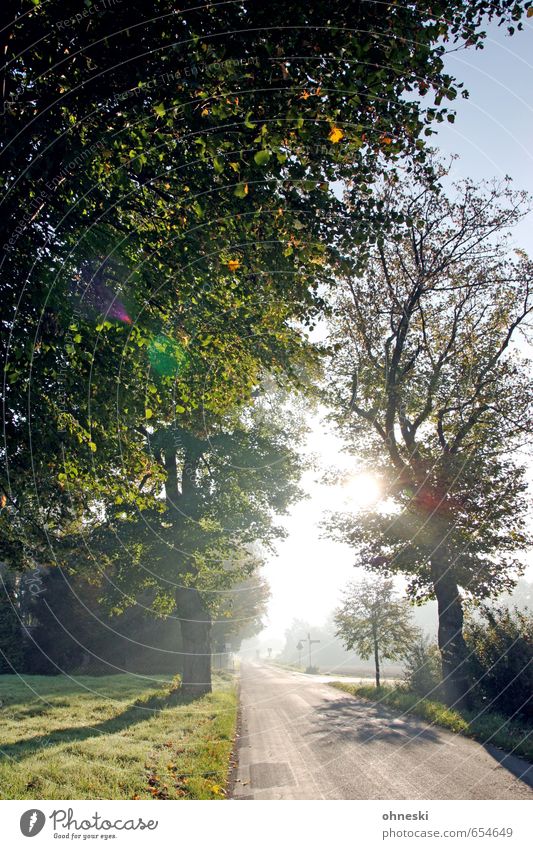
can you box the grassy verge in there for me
[0,671,237,800]
[330,682,533,763]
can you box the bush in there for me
[465,606,533,721]
[402,635,443,699]
[305,665,319,674]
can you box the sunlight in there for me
[343,472,382,508]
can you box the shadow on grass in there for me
[0,686,202,764]
[0,673,172,704]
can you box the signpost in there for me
[300,632,320,670]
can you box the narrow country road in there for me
[232,663,533,800]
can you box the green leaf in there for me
[154,103,166,118]
[254,149,271,167]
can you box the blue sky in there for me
[433,20,533,248]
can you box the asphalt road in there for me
[232,662,533,800]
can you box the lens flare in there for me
[148,333,188,377]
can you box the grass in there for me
[330,682,533,763]
[0,671,238,800]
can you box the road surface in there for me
[232,663,533,800]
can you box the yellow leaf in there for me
[88,442,97,452]
[227,259,240,272]
[328,126,344,144]
[145,408,153,419]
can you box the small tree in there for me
[334,578,418,687]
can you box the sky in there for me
[253,21,533,648]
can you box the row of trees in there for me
[1,1,532,697]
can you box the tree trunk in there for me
[430,559,471,709]
[373,629,380,688]
[175,586,212,697]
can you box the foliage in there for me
[402,635,443,699]
[330,682,533,762]
[0,672,237,800]
[465,606,533,720]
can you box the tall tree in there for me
[326,163,533,706]
[334,577,418,687]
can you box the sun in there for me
[343,472,381,508]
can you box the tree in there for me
[334,577,418,687]
[326,161,533,707]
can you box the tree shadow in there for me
[0,688,200,763]
[306,696,443,748]
[484,744,533,789]
[0,673,174,703]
